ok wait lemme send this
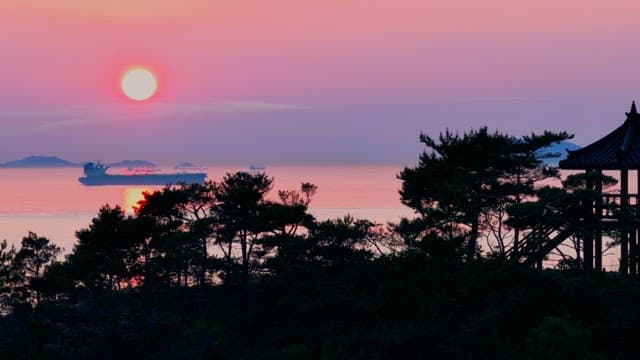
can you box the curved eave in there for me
[559,119,635,170]
[559,160,631,171]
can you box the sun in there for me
[121,68,157,101]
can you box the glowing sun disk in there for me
[121,68,157,101]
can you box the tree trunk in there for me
[144,243,151,287]
[240,231,249,283]
[200,237,207,285]
[467,217,479,261]
[466,189,482,261]
[226,235,233,281]
[513,172,521,259]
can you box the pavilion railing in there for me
[601,194,640,218]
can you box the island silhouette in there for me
[0,156,159,169]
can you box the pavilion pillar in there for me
[634,169,640,277]
[621,169,629,275]
[584,171,594,271]
[594,170,603,271]
[632,230,638,277]
[630,171,638,277]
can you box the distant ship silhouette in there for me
[248,164,266,171]
[78,162,206,186]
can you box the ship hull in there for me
[79,173,206,186]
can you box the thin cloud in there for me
[0,105,111,119]
[0,101,305,136]
[158,101,307,113]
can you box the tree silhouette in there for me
[306,215,376,266]
[209,173,318,282]
[136,182,215,286]
[12,232,61,305]
[67,206,141,290]
[487,131,572,257]
[0,240,17,312]
[400,127,571,260]
[211,172,275,282]
[260,183,319,273]
[14,232,61,280]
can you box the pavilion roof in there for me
[560,102,640,170]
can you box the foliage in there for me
[66,206,142,291]
[12,232,61,306]
[524,316,593,359]
[6,126,640,358]
[0,240,16,313]
[0,253,636,359]
[399,127,571,260]
[210,172,317,283]
[137,182,216,286]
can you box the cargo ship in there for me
[78,162,206,186]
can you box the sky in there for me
[2,1,640,165]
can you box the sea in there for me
[0,165,414,251]
[1,165,628,271]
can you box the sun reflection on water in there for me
[123,187,150,215]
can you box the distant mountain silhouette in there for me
[0,156,79,168]
[537,141,581,166]
[0,157,162,169]
[109,160,157,168]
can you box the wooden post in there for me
[629,229,638,277]
[595,170,603,271]
[634,169,640,276]
[631,172,638,276]
[621,169,629,275]
[584,170,594,271]
[631,230,638,276]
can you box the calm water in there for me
[0,166,413,250]
[1,166,628,271]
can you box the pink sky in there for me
[2,1,640,165]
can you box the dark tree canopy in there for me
[14,232,61,281]
[2,136,640,359]
[67,206,141,290]
[399,127,571,259]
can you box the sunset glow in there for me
[124,187,151,214]
[121,68,157,101]
[4,1,640,163]
[2,2,640,353]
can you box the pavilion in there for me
[559,101,640,274]
[510,102,640,274]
